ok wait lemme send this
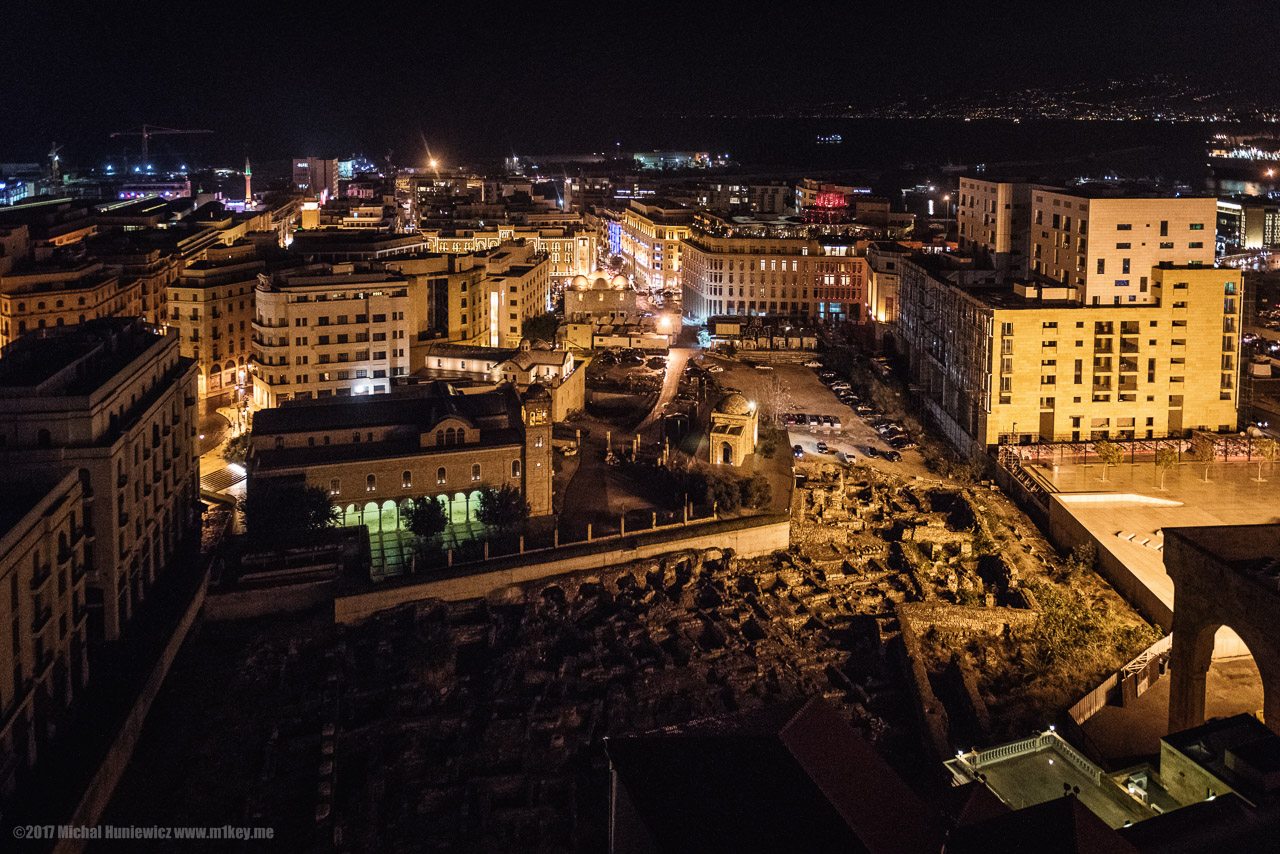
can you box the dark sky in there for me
[2,1,1276,166]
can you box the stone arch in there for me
[721,441,733,465]
[1166,525,1280,736]
[380,500,399,532]
[450,492,468,525]
[363,501,380,533]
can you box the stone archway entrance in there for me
[1165,525,1280,735]
[721,442,733,465]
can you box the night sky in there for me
[2,1,1275,165]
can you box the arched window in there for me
[275,436,284,450]
[436,429,445,445]
[456,428,466,443]
[402,470,412,489]
[436,467,446,485]
[512,460,521,478]
[471,463,481,482]
[329,479,340,496]
[366,474,377,492]
[445,427,456,445]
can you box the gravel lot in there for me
[697,354,931,478]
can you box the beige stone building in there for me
[0,468,90,799]
[620,200,694,294]
[417,339,584,422]
[428,224,596,292]
[251,265,414,407]
[0,321,200,642]
[897,258,1241,448]
[0,255,146,348]
[167,243,265,410]
[249,383,553,552]
[681,215,868,324]
[709,393,758,467]
[565,271,638,324]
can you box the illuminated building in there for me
[0,468,89,800]
[866,241,910,343]
[709,392,758,467]
[292,157,339,202]
[692,182,791,214]
[1217,198,1280,249]
[116,178,190,201]
[476,247,552,348]
[87,235,181,327]
[0,320,200,643]
[794,178,872,211]
[0,255,145,348]
[565,271,638,324]
[680,213,868,323]
[247,382,553,560]
[896,256,1241,450]
[429,224,596,292]
[251,264,415,407]
[958,179,1218,305]
[631,151,728,170]
[619,200,693,293]
[167,243,271,411]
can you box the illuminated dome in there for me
[714,393,752,416]
[522,384,550,402]
[571,274,589,289]
[590,272,610,288]
[611,274,628,289]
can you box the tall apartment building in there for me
[87,237,180,327]
[680,214,868,324]
[168,243,272,410]
[1029,189,1217,305]
[620,200,694,293]
[1217,198,1280,249]
[896,256,1241,450]
[794,179,873,211]
[956,178,1218,305]
[293,157,339,201]
[479,249,552,348]
[0,321,200,642]
[956,178,1040,271]
[252,266,415,407]
[0,469,89,799]
[866,241,911,343]
[692,183,792,214]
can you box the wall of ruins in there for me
[334,516,791,624]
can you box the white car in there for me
[706,365,725,373]
[804,360,823,368]
[754,364,774,371]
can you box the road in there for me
[634,347,693,438]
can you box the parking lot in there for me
[696,354,931,477]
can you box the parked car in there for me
[882,449,902,462]
[819,446,838,455]
[830,381,851,391]
[889,436,917,450]
[754,363,774,371]
[646,356,667,369]
[816,441,829,452]
[818,371,837,381]
[827,416,842,429]
[855,405,873,415]
[864,446,881,459]
[803,360,823,368]
[706,365,725,373]
[793,444,805,458]
[807,414,821,426]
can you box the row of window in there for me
[329,461,522,495]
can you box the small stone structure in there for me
[709,392,758,467]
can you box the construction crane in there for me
[109,124,212,165]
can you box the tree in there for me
[522,312,559,345]
[1253,437,1278,483]
[476,484,531,532]
[402,496,448,544]
[241,480,338,543]
[705,472,742,513]
[739,474,772,510]
[1093,439,1125,481]
[1188,434,1216,482]
[1155,446,1179,490]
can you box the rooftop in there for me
[0,319,168,395]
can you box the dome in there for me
[571,274,589,290]
[591,272,611,289]
[523,384,551,402]
[714,393,753,416]
[611,274,628,289]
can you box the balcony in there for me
[1119,379,1138,392]
[1093,339,1113,354]
[1120,338,1139,354]
[30,562,52,590]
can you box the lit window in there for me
[471,463,481,481]
[366,474,376,492]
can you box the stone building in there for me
[0,469,89,800]
[0,320,200,642]
[416,339,584,421]
[565,271,638,324]
[248,382,553,539]
[709,392,758,467]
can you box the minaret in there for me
[244,157,252,207]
